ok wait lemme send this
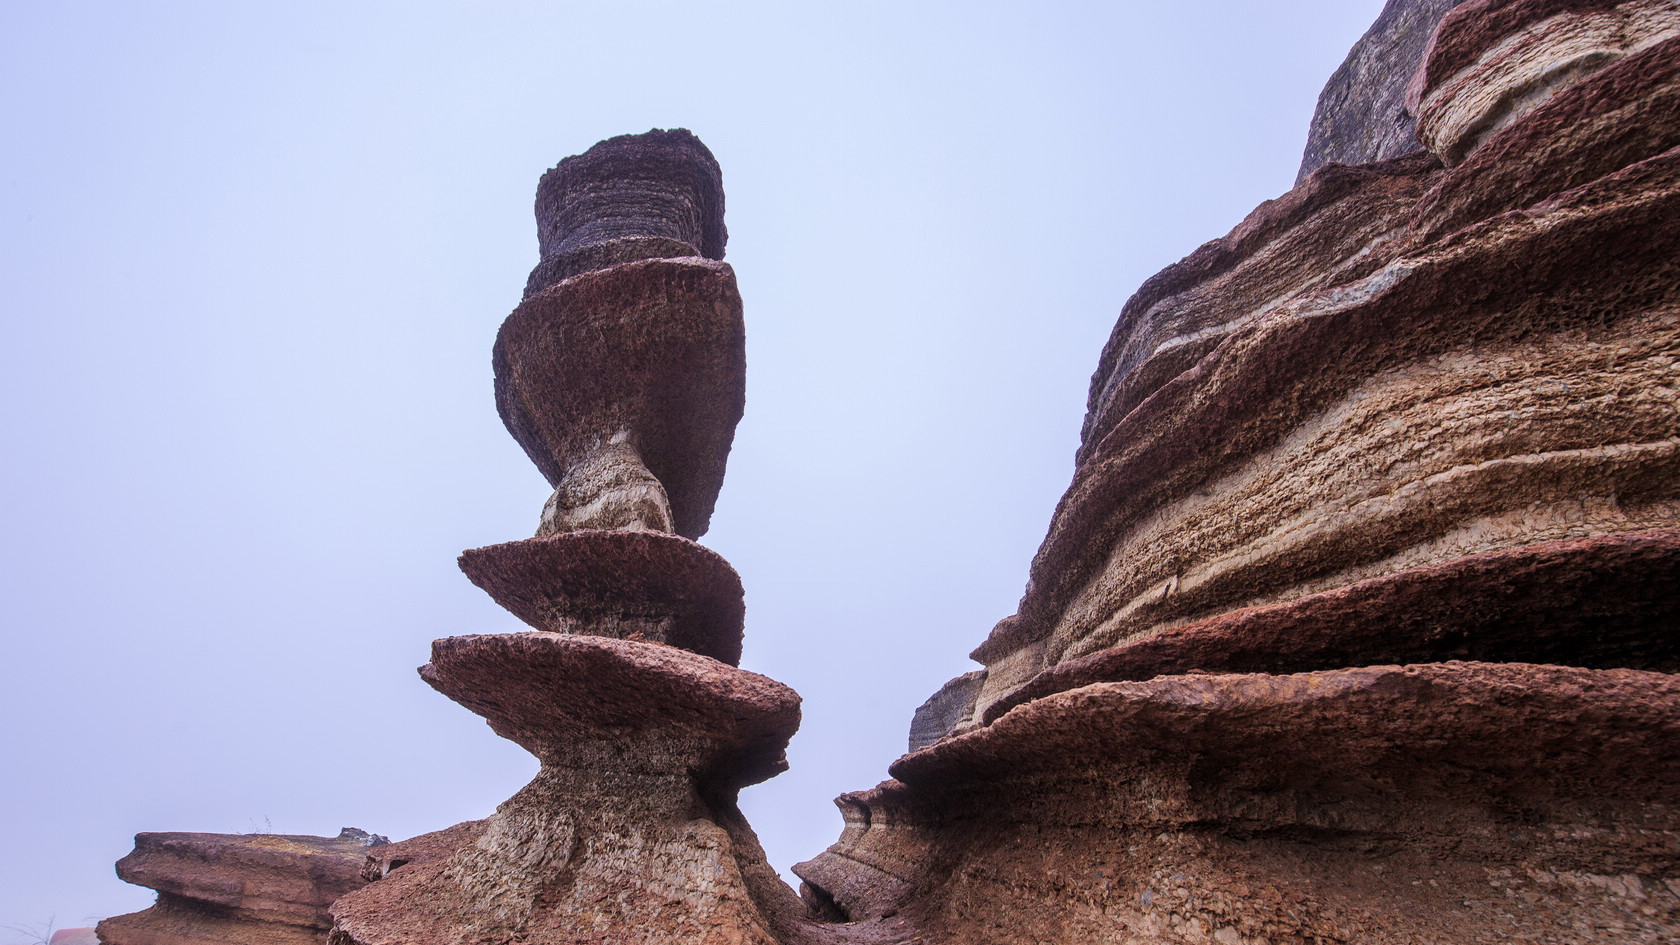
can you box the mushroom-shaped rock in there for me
[495,256,745,540]
[99,829,386,945]
[329,635,805,945]
[524,128,726,298]
[458,529,745,665]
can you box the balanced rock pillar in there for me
[329,129,808,945]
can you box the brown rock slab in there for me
[525,128,726,298]
[495,255,745,540]
[458,529,745,665]
[801,662,1680,942]
[99,829,385,945]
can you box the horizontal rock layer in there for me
[807,662,1680,943]
[100,830,384,945]
[969,31,1680,721]
[458,529,746,665]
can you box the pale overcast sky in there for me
[1,0,1385,934]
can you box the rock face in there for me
[328,129,816,945]
[98,829,387,945]
[798,3,1680,941]
[1297,0,1471,183]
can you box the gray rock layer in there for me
[1297,0,1472,183]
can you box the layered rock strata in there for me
[98,829,387,945]
[801,3,1680,941]
[328,129,813,945]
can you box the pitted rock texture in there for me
[329,634,809,945]
[458,529,746,665]
[99,829,386,945]
[495,256,745,540]
[1297,0,1471,183]
[971,24,1680,719]
[801,663,1680,943]
[525,128,725,298]
[1408,0,1680,165]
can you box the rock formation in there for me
[327,129,812,945]
[800,1,1680,940]
[97,828,387,945]
[100,3,1680,942]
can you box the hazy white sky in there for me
[1,0,1386,934]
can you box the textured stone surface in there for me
[972,26,1680,718]
[1297,0,1470,183]
[1409,0,1680,164]
[458,529,746,665]
[495,255,745,540]
[801,663,1680,943]
[525,128,725,298]
[329,634,808,945]
[99,829,386,945]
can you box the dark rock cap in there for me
[527,128,727,297]
[1296,0,1471,183]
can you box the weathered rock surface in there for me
[973,12,1680,720]
[458,529,746,665]
[906,670,984,752]
[525,128,726,298]
[1297,0,1471,183]
[496,255,745,540]
[329,634,807,945]
[1409,0,1680,165]
[99,829,387,945]
[806,663,1680,943]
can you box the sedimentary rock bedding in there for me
[98,829,387,945]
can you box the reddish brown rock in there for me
[458,529,746,665]
[803,663,1680,942]
[329,634,807,945]
[525,128,725,299]
[99,829,386,945]
[496,255,745,540]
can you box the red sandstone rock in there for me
[805,663,1680,942]
[458,529,745,665]
[495,255,744,540]
[98,829,385,945]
